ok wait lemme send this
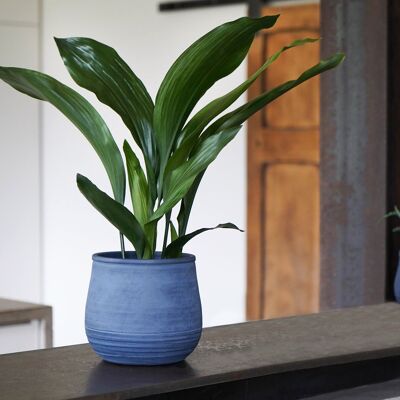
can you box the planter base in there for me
[86,327,202,365]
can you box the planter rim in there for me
[92,251,196,265]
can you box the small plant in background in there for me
[0,16,344,259]
[386,206,400,232]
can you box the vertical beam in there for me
[248,0,261,18]
[320,0,387,309]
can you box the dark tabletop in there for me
[1,303,400,400]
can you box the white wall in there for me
[0,0,42,353]
[41,0,247,346]
[0,0,41,303]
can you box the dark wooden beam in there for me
[158,0,288,13]
[320,0,388,309]
[248,0,261,18]
[159,0,246,12]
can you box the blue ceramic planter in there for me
[85,251,202,365]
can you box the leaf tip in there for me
[335,52,346,66]
[257,13,280,29]
[76,173,83,183]
[122,140,133,156]
[76,173,89,187]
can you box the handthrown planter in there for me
[85,251,202,365]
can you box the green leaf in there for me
[176,37,319,153]
[55,37,157,203]
[169,221,178,242]
[164,135,195,183]
[385,205,400,219]
[177,172,204,236]
[164,223,244,258]
[0,67,125,203]
[77,174,147,257]
[154,15,279,175]
[150,125,241,222]
[123,140,151,227]
[176,52,345,236]
[202,53,345,139]
[123,141,155,257]
[166,38,318,180]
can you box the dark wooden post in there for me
[320,0,387,309]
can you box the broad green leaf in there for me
[177,52,345,236]
[177,172,204,236]
[123,141,156,256]
[0,67,125,203]
[55,37,157,203]
[154,15,279,176]
[164,136,194,182]
[164,223,244,258]
[175,38,319,154]
[150,125,242,222]
[165,38,318,187]
[123,140,151,227]
[202,53,345,140]
[77,174,147,258]
[144,221,157,258]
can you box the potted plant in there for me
[0,15,344,365]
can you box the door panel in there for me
[264,30,320,129]
[247,4,320,320]
[264,164,320,318]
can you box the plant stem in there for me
[162,211,171,257]
[119,233,126,259]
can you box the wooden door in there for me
[247,4,320,320]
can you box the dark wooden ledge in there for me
[1,303,400,399]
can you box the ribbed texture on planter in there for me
[85,252,202,365]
